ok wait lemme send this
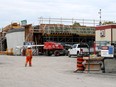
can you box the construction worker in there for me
[25,46,33,67]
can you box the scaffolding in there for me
[42,24,95,36]
[32,18,97,44]
[43,35,94,44]
[24,18,97,45]
[39,17,100,27]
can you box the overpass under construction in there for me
[0,18,100,52]
[32,17,99,45]
[33,24,95,45]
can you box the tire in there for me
[54,50,60,56]
[68,51,71,57]
[77,51,79,56]
[45,50,52,56]
[65,50,68,56]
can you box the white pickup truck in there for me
[68,43,99,57]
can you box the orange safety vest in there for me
[26,49,32,57]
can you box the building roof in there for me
[96,24,116,30]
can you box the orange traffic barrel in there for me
[75,56,84,72]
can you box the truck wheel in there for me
[45,50,52,56]
[54,50,60,56]
[77,51,79,56]
[45,50,48,56]
[68,51,71,57]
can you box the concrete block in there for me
[104,58,116,73]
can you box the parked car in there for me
[68,43,99,57]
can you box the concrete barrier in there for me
[104,58,116,73]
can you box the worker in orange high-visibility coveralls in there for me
[25,46,33,67]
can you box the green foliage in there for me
[102,21,116,25]
[73,22,81,27]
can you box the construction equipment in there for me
[43,41,65,56]
[19,41,65,56]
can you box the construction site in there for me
[1,17,116,73]
[0,18,99,55]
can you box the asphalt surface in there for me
[0,55,116,87]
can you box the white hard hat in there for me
[27,45,31,48]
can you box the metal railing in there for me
[39,17,100,26]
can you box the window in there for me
[78,44,88,48]
[72,44,77,48]
[100,30,105,37]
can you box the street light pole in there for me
[98,9,102,25]
[86,42,90,73]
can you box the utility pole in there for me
[98,9,102,25]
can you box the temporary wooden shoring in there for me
[40,24,95,36]
[43,35,95,44]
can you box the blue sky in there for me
[0,0,116,28]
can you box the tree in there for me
[73,22,81,27]
[102,21,116,25]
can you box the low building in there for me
[96,24,116,45]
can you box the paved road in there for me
[0,55,116,87]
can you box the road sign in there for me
[101,46,114,57]
[21,20,27,25]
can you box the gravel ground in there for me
[0,55,116,87]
